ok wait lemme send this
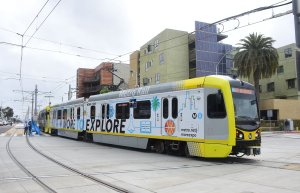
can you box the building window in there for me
[267,82,275,92]
[159,53,164,64]
[287,79,296,89]
[143,78,149,86]
[259,85,262,93]
[145,61,152,71]
[155,73,160,84]
[277,66,284,74]
[284,48,292,58]
[147,44,153,53]
[134,100,151,119]
[116,103,130,119]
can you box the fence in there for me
[260,120,300,131]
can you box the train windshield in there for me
[231,87,259,121]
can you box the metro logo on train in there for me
[38,75,261,158]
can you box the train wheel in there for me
[155,141,165,154]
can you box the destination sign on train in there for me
[231,88,254,94]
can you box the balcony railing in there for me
[83,76,100,83]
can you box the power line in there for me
[22,0,50,36]
[0,27,121,57]
[24,0,62,46]
[1,0,292,66]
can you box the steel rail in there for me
[6,132,57,193]
[26,135,130,193]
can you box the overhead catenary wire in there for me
[24,0,62,47]
[22,0,51,36]
[0,0,292,65]
[1,7,291,86]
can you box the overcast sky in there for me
[0,0,295,119]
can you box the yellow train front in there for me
[230,82,261,156]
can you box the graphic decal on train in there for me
[86,118,126,133]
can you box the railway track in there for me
[6,131,57,193]
[6,131,131,193]
[25,135,130,193]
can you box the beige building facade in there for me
[139,29,190,86]
[259,43,300,121]
[128,51,140,88]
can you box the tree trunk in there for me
[253,70,260,108]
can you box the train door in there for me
[101,103,110,125]
[178,89,205,139]
[75,106,84,130]
[204,88,228,140]
[161,96,178,137]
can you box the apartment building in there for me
[76,62,129,98]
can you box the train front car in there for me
[230,79,261,156]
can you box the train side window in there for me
[134,100,151,119]
[57,110,62,119]
[101,105,105,119]
[63,109,67,120]
[106,104,110,119]
[90,105,96,119]
[71,108,74,119]
[77,107,81,119]
[172,98,178,119]
[53,110,56,119]
[207,93,226,118]
[163,98,168,119]
[116,103,130,119]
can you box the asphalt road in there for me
[0,125,13,134]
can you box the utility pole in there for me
[31,93,34,121]
[34,84,38,116]
[293,0,300,48]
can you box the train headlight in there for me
[255,130,261,139]
[236,130,244,139]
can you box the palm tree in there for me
[233,33,279,102]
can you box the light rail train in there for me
[38,75,261,158]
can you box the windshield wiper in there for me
[236,116,259,125]
[236,115,253,120]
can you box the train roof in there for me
[88,81,181,102]
[88,75,246,102]
[51,97,85,108]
